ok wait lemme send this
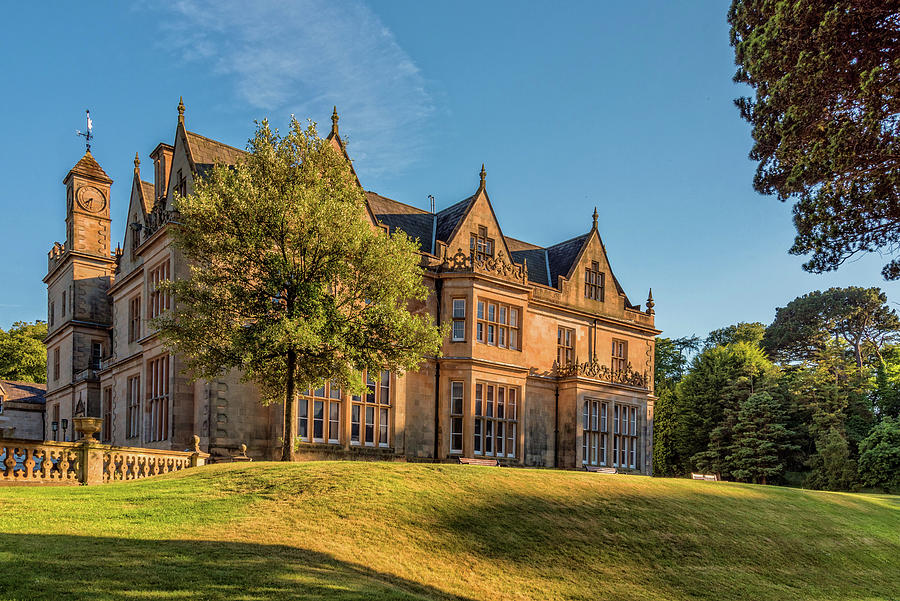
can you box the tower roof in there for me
[63,150,112,184]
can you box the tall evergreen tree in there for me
[675,342,779,473]
[727,392,799,485]
[729,1,900,279]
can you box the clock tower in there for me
[43,150,116,438]
[63,151,112,257]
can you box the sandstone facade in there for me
[44,102,660,471]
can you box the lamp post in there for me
[51,421,59,441]
[61,419,68,442]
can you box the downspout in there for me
[554,384,559,468]
[433,276,443,461]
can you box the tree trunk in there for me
[281,348,297,461]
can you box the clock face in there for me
[76,186,106,213]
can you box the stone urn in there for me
[73,417,103,442]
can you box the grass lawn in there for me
[0,462,897,600]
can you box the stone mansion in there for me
[43,101,659,472]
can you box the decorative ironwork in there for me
[555,359,649,389]
[441,248,528,284]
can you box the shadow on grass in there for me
[0,533,471,601]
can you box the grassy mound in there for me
[0,462,897,600]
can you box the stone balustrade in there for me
[0,417,208,486]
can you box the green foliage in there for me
[652,387,679,477]
[857,417,900,493]
[872,345,900,418]
[676,342,779,472]
[155,118,444,460]
[653,335,699,392]
[704,322,765,350]
[805,427,859,491]
[728,1,900,279]
[0,321,47,383]
[726,392,799,484]
[764,287,900,369]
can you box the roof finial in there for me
[331,106,339,135]
[479,164,486,189]
[177,97,185,124]
[592,206,598,230]
[134,152,140,174]
[646,289,655,315]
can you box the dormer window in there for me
[470,226,494,261]
[585,261,604,301]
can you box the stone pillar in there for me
[74,417,106,485]
[189,434,209,467]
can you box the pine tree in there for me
[727,392,799,485]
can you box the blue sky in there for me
[0,1,894,338]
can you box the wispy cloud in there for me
[154,0,434,176]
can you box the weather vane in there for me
[76,109,93,152]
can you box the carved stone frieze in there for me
[440,248,528,285]
[555,359,649,389]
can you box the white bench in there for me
[691,473,718,481]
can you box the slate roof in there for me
[0,381,46,405]
[185,131,246,169]
[547,233,590,286]
[66,151,112,183]
[435,196,475,245]
[366,192,435,253]
[510,248,550,286]
[139,181,155,214]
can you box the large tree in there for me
[675,342,780,472]
[764,287,900,369]
[0,321,47,383]
[155,118,444,460]
[704,322,766,350]
[729,1,900,278]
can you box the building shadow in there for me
[0,533,474,601]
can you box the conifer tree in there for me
[727,392,799,485]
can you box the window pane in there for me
[366,374,376,403]
[507,423,515,458]
[451,417,463,453]
[313,400,324,439]
[486,386,494,417]
[365,406,375,444]
[453,298,465,318]
[477,323,484,342]
[485,420,493,454]
[497,387,505,419]
[379,408,389,446]
[380,371,391,404]
[509,329,517,350]
[488,304,496,321]
[329,402,340,441]
[583,401,589,429]
[298,399,308,440]
[488,325,495,344]
[499,306,507,324]
[351,405,360,443]
[314,384,326,397]
[452,320,465,340]
[475,384,482,416]
[450,381,463,415]
[509,308,518,327]
[330,382,341,399]
[474,419,482,453]
[477,301,484,319]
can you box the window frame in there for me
[451,298,467,342]
[557,327,575,366]
[470,225,495,261]
[612,339,628,373]
[473,382,518,459]
[585,260,605,301]
[476,298,521,350]
[450,381,464,454]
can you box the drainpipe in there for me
[554,384,559,468]
[433,277,443,461]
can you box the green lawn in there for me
[0,462,897,601]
